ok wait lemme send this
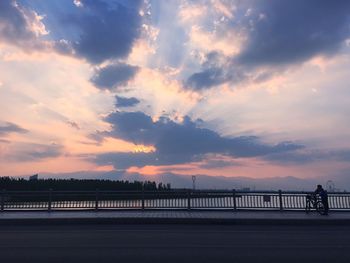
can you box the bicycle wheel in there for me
[305,195,313,213]
[305,200,311,213]
[316,201,326,215]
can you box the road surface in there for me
[0,224,349,262]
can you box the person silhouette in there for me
[314,184,329,215]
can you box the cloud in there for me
[265,149,350,165]
[91,63,139,90]
[0,0,142,63]
[185,0,350,90]
[93,111,303,169]
[237,0,350,66]
[66,0,143,64]
[5,142,63,162]
[185,50,272,91]
[115,96,140,107]
[0,0,32,43]
[0,122,28,136]
[95,152,161,170]
[185,51,239,90]
[0,0,48,49]
[198,155,241,169]
[67,120,80,130]
[186,68,226,90]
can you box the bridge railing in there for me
[1,189,350,211]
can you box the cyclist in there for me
[314,184,329,215]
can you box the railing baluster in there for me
[232,190,236,210]
[1,189,5,212]
[332,195,336,209]
[340,195,344,210]
[279,190,283,211]
[95,189,99,211]
[48,189,52,212]
[296,195,300,209]
[187,190,191,210]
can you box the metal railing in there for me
[1,189,349,211]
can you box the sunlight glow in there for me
[132,145,156,153]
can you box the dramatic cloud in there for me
[93,111,303,169]
[115,96,140,108]
[186,68,226,90]
[0,0,48,48]
[68,0,143,64]
[0,0,32,43]
[95,152,162,170]
[185,51,225,90]
[185,52,246,90]
[237,0,350,66]
[0,122,28,136]
[91,63,139,90]
[185,51,237,90]
[185,0,350,90]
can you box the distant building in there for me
[29,174,38,181]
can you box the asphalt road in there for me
[0,224,349,263]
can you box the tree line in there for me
[0,177,171,191]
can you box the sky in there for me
[1,0,350,189]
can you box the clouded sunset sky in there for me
[1,0,350,187]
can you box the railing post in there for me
[48,189,52,212]
[278,190,283,211]
[142,186,145,210]
[187,190,191,210]
[95,189,99,211]
[1,189,5,212]
[232,189,237,211]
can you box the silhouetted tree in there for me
[0,177,171,191]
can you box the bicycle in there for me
[305,194,326,215]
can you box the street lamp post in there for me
[192,176,196,191]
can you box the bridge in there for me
[1,211,350,263]
[1,190,350,262]
[1,189,350,211]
